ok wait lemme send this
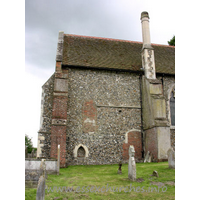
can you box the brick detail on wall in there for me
[50,126,67,167]
[50,68,69,167]
[82,100,97,133]
[122,131,142,162]
[144,127,158,161]
[52,96,68,119]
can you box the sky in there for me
[25,0,176,147]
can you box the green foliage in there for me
[168,36,175,46]
[25,134,34,153]
[25,162,175,200]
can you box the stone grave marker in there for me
[118,161,122,174]
[57,145,60,175]
[128,145,136,181]
[167,148,175,169]
[144,151,150,163]
[36,175,45,200]
[152,170,159,177]
[36,159,46,200]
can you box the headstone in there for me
[144,151,150,163]
[152,170,159,177]
[57,145,60,175]
[128,145,136,181]
[167,148,175,169]
[36,175,45,200]
[118,161,122,174]
[148,152,152,162]
[36,159,46,200]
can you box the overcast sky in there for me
[25,0,176,147]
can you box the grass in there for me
[25,162,175,200]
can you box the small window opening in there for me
[77,146,86,157]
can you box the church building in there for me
[37,12,175,167]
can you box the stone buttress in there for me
[140,12,170,161]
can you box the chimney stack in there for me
[140,11,156,79]
[141,12,152,49]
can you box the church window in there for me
[77,146,86,157]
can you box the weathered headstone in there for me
[152,170,159,177]
[167,148,175,169]
[57,145,60,175]
[128,145,136,181]
[36,159,46,200]
[118,161,122,174]
[36,175,46,200]
[148,152,152,162]
[144,151,150,163]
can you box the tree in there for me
[25,134,34,153]
[168,36,175,46]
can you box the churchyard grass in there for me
[25,161,175,200]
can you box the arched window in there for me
[77,146,86,157]
[73,144,89,158]
[170,90,175,126]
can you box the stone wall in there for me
[37,74,55,158]
[66,68,142,165]
[25,159,57,188]
[170,128,175,150]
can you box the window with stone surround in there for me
[77,146,86,157]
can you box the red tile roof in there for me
[62,34,175,75]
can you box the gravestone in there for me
[148,152,152,162]
[128,145,136,181]
[152,170,159,177]
[144,151,152,163]
[57,145,60,175]
[36,159,46,200]
[144,151,150,163]
[118,161,122,174]
[36,175,45,200]
[167,148,175,169]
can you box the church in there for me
[37,12,175,167]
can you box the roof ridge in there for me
[64,34,175,48]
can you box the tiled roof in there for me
[62,34,175,75]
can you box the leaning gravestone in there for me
[144,151,150,163]
[128,145,136,181]
[167,148,175,169]
[36,175,45,200]
[36,159,46,200]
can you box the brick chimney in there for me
[140,11,156,79]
